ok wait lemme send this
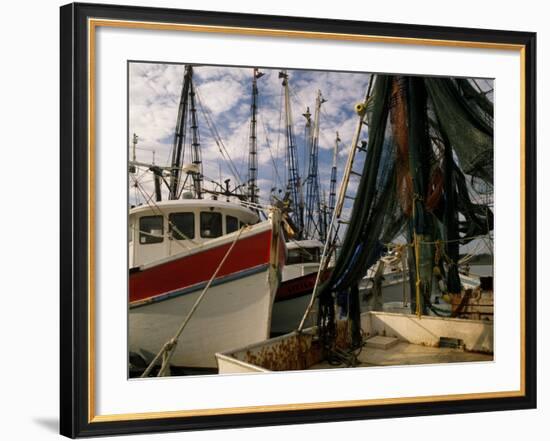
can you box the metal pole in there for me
[247,68,263,204]
[188,79,203,198]
[169,65,192,199]
[328,132,340,222]
[280,70,304,238]
[132,133,138,162]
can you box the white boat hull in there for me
[129,265,275,368]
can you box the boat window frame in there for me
[226,215,239,234]
[138,215,164,245]
[286,247,321,265]
[168,211,196,240]
[200,211,223,239]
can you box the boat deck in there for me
[216,311,494,374]
[309,341,492,370]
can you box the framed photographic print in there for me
[60,2,537,438]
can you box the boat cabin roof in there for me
[129,198,260,224]
[128,198,262,268]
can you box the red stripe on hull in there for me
[130,230,272,303]
[275,269,332,302]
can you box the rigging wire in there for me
[194,85,244,190]
[275,86,284,192]
[238,122,250,185]
[129,166,154,205]
[257,101,284,191]
[129,173,197,249]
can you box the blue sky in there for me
[128,62,371,207]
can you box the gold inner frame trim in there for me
[87,17,527,423]
[91,390,524,423]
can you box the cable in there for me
[194,85,244,189]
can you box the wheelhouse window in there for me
[286,247,321,265]
[200,212,222,238]
[226,215,239,234]
[139,215,164,244]
[169,212,195,240]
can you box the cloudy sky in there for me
[128,63,493,256]
[128,62,371,207]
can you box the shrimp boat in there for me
[129,199,285,369]
[128,65,286,370]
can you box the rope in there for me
[275,87,284,188]
[413,232,422,318]
[296,191,343,332]
[288,84,334,156]
[194,86,243,188]
[130,175,197,250]
[384,233,492,249]
[297,84,372,333]
[140,225,248,377]
[238,199,272,212]
[287,239,316,259]
[458,240,487,265]
[399,245,409,307]
[258,107,284,190]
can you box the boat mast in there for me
[169,65,203,200]
[304,90,325,240]
[247,68,263,205]
[151,166,163,202]
[319,190,328,243]
[279,70,304,238]
[169,66,191,199]
[302,107,312,235]
[131,133,138,163]
[328,131,340,222]
[188,78,203,199]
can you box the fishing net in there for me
[317,74,494,349]
[425,78,493,184]
[317,75,405,348]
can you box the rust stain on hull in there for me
[243,321,353,371]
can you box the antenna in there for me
[132,133,138,162]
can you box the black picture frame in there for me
[60,2,537,438]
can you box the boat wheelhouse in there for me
[281,240,323,281]
[129,198,260,268]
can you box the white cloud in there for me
[195,77,245,116]
[129,62,372,205]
